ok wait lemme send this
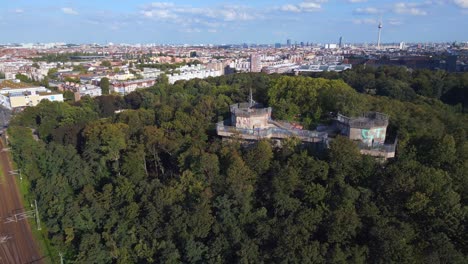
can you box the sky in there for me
[0,0,467,44]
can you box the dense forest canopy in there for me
[303,65,468,112]
[8,67,468,263]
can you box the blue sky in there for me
[1,0,467,44]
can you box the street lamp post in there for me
[59,252,64,264]
[34,200,41,231]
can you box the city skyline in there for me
[1,0,467,44]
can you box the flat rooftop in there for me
[230,102,271,117]
[336,112,389,128]
[0,80,36,89]
[38,92,61,96]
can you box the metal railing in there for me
[356,141,396,153]
[217,122,328,141]
[231,107,272,117]
[336,112,389,128]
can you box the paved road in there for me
[0,141,43,264]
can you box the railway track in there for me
[0,141,43,264]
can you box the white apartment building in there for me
[0,85,64,109]
[111,79,156,95]
[168,65,223,84]
[0,60,56,81]
[79,85,102,97]
[230,59,251,72]
[109,73,135,81]
[142,68,162,79]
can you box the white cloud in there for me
[388,19,404,25]
[219,9,255,21]
[14,9,24,14]
[149,2,175,9]
[142,9,178,19]
[354,7,380,14]
[299,2,322,10]
[279,1,327,13]
[280,4,302,12]
[348,0,368,3]
[140,2,258,33]
[61,7,78,15]
[352,18,377,24]
[393,3,427,15]
[142,3,255,22]
[182,28,202,33]
[453,0,468,8]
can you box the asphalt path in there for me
[0,140,43,264]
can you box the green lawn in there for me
[0,160,4,184]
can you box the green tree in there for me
[100,77,110,95]
[47,68,58,79]
[6,72,468,263]
[244,140,273,175]
[101,60,112,68]
[73,65,88,74]
[63,90,75,102]
[157,73,169,86]
[15,73,33,83]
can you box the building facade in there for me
[217,101,328,143]
[168,65,223,84]
[111,79,156,95]
[333,112,396,158]
[0,85,63,109]
[217,101,396,159]
[250,54,262,73]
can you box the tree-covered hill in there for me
[302,65,468,112]
[8,71,467,263]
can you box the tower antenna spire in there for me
[377,16,383,50]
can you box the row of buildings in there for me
[57,82,102,101]
[168,64,223,84]
[0,60,55,81]
[0,80,63,109]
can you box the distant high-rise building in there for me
[250,54,262,73]
[399,42,405,50]
[377,19,383,49]
[339,36,343,48]
[287,39,291,47]
[275,43,281,49]
[300,42,305,47]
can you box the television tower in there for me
[377,18,383,50]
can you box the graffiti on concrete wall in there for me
[236,117,251,129]
[236,115,268,129]
[361,128,385,146]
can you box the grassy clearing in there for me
[0,173,4,185]
[29,220,56,264]
[0,160,4,184]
